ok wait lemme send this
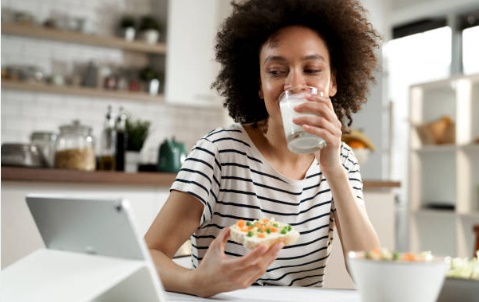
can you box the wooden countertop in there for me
[1,166,177,186]
[1,166,400,189]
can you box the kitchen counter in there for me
[1,166,400,189]
[1,166,177,186]
[166,286,360,301]
[2,166,400,289]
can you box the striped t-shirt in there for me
[170,123,363,287]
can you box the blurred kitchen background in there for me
[1,0,228,166]
[1,0,479,287]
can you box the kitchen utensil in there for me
[1,143,47,167]
[30,131,57,168]
[157,138,187,173]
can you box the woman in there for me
[145,0,381,297]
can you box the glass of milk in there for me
[279,86,326,153]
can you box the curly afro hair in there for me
[212,0,381,128]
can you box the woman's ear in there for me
[330,70,338,97]
[258,82,264,99]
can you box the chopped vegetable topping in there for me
[237,219,245,228]
[362,248,433,262]
[236,217,292,239]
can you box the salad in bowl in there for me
[347,248,448,302]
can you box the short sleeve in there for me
[331,143,364,211]
[170,136,222,225]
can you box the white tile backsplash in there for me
[2,0,227,162]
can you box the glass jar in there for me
[30,131,57,168]
[54,120,96,171]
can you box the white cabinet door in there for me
[1,182,170,269]
[324,189,397,289]
[165,0,232,107]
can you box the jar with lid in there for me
[30,131,57,168]
[54,120,96,171]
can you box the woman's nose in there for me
[284,69,307,90]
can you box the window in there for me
[460,10,479,74]
[463,25,479,74]
[387,27,451,182]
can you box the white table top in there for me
[166,286,360,302]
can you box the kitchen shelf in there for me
[1,166,400,189]
[408,73,479,258]
[1,166,177,186]
[2,80,164,102]
[413,209,456,217]
[462,144,479,152]
[1,22,167,55]
[414,145,457,153]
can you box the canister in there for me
[30,131,57,168]
[54,120,95,171]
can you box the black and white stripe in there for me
[170,123,363,287]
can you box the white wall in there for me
[391,0,479,26]
[349,0,391,180]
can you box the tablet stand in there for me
[0,249,165,302]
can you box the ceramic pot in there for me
[123,27,136,42]
[141,29,159,44]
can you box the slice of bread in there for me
[229,217,299,249]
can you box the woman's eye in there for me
[305,69,321,74]
[268,69,286,76]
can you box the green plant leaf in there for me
[125,116,151,151]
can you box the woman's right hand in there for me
[191,227,283,298]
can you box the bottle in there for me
[98,105,116,171]
[115,106,127,171]
[54,120,96,171]
[82,61,98,88]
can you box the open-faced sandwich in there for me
[229,217,299,249]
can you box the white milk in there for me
[279,91,326,154]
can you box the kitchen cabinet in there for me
[324,187,399,289]
[1,22,166,102]
[1,166,400,275]
[408,73,479,258]
[1,176,171,269]
[165,0,232,107]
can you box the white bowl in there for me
[351,148,370,165]
[347,251,448,302]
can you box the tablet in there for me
[26,194,147,260]
[21,194,167,301]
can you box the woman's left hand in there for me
[293,93,343,174]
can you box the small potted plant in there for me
[138,15,162,44]
[126,116,151,152]
[119,15,136,41]
[139,66,161,95]
[124,115,151,172]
